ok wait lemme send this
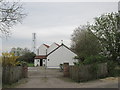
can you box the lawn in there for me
[27,63,34,67]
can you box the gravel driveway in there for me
[15,67,119,88]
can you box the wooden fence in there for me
[68,63,108,82]
[0,64,2,89]
[2,66,28,84]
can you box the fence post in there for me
[63,63,69,77]
[22,65,28,78]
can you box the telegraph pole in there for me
[45,49,47,78]
[32,33,36,54]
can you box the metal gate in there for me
[28,67,63,78]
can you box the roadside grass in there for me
[27,63,34,67]
[3,78,28,88]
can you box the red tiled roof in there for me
[35,55,47,59]
[43,44,49,48]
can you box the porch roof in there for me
[35,55,47,59]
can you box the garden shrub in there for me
[73,62,83,66]
[59,64,63,71]
[73,55,107,68]
[18,61,27,66]
[83,55,107,65]
[2,53,20,66]
[1,52,27,67]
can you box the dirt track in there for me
[15,67,118,88]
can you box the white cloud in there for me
[11,25,76,38]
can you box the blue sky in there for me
[2,2,118,52]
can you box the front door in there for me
[40,59,43,66]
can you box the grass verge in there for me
[27,63,34,67]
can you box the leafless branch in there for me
[0,0,26,38]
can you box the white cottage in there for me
[47,43,77,68]
[34,44,49,66]
[34,43,77,68]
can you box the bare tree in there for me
[0,0,26,37]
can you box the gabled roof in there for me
[47,43,76,56]
[43,44,49,48]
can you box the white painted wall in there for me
[34,59,47,67]
[34,59,40,66]
[47,45,77,68]
[38,44,48,55]
[43,59,46,66]
[47,43,59,54]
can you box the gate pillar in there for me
[63,63,69,77]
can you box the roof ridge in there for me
[43,44,49,48]
[54,42,60,46]
[47,43,74,56]
[47,44,62,56]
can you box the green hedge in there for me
[83,55,107,65]
[74,55,120,77]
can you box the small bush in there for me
[2,53,20,66]
[20,61,27,66]
[59,64,63,71]
[73,62,83,66]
